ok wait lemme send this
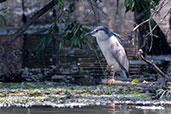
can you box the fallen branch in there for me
[103,49,170,90]
[138,49,171,81]
[103,80,160,91]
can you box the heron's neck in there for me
[96,34,109,41]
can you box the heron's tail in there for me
[119,71,128,78]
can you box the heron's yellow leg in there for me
[103,66,116,85]
[106,65,111,72]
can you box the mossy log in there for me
[102,80,162,92]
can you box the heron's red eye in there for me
[96,30,98,32]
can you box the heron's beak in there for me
[84,31,96,37]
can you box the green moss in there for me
[0,82,154,107]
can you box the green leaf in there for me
[59,40,64,50]
[77,38,81,48]
[0,8,7,12]
[0,14,6,24]
[33,22,59,57]
[156,89,164,95]
[167,91,171,94]
[165,91,170,98]
[52,24,59,36]
[36,28,48,34]
[71,40,74,49]
[124,0,134,13]
[60,21,90,49]
[45,36,52,48]
[57,0,64,10]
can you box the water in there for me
[0,105,170,114]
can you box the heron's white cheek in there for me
[92,34,96,37]
[92,33,97,37]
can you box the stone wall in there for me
[1,0,170,40]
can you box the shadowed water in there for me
[0,105,170,114]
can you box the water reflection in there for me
[0,105,170,114]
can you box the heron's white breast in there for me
[96,37,121,71]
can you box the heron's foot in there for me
[106,65,111,72]
[103,79,116,85]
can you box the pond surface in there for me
[0,105,170,114]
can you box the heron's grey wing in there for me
[112,32,124,48]
[110,41,129,73]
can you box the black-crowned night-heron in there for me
[85,26,129,84]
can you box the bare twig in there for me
[88,0,99,24]
[133,19,150,31]
[133,0,170,32]
[88,0,107,17]
[72,24,81,39]
[138,49,171,81]
[136,3,171,51]
[145,9,171,37]
[148,0,153,52]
